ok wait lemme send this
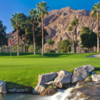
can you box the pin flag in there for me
[10,40,13,45]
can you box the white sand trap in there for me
[87,54,100,57]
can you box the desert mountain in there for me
[43,6,97,50]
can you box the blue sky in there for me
[0,0,100,33]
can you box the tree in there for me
[47,39,55,50]
[91,3,100,52]
[68,18,79,53]
[0,20,7,47]
[36,1,49,55]
[29,9,37,55]
[10,13,27,56]
[80,27,97,49]
[68,26,73,53]
[58,39,71,53]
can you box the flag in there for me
[10,40,13,45]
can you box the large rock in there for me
[33,72,57,94]
[0,81,7,93]
[72,67,90,83]
[33,84,45,94]
[74,65,95,73]
[53,70,72,88]
[92,74,100,82]
[51,81,100,100]
[38,72,57,84]
[54,70,72,84]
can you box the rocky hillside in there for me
[7,7,98,50]
[43,6,97,50]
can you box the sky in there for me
[0,0,100,33]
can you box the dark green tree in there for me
[80,27,97,49]
[0,20,7,47]
[58,39,71,53]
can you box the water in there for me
[0,94,50,100]
[0,89,66,100]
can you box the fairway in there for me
[0,53,100,88]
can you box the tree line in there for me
[0,2,100,54]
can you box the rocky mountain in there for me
[7,6,98,50]
[43,6,97,50]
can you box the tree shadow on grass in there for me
[6,81,33,93]
[0,53,78,58]
[94,67,100,73]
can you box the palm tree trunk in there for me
[75,26,77,53]
[97,11,99,52]
[41,15,44,55]
[16,22,19,56]
[72,31,75,53]
[32,17,36,55]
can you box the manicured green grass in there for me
[0,52,100,88]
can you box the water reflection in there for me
[0,94,50,100]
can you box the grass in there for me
[0,52,100,88]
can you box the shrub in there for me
[49,50,55,53]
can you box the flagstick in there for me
[10,44,11,59]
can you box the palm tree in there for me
[68,26,73,53]
[29,9,37,55]
[10,13,26,56]
[36,1,49,55]
[91,3,100,52]
[71,18,78,53]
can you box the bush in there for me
[28,45,34,52]
[49,50,55,53]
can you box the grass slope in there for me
[0,53,100,88]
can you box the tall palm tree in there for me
[91,3,100,52]
[29,9,37,55]
[36,1,49,55]
[68,26,73,53]
[71,18,78,53]
[10,13,26,56]
[68,18,78,53]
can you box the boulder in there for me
[54,70,72,84]
[53,70,72,88]
[74,65,95,73]
[72,68,90,83]
[33,84,45,94]
[0,81,7,94]
[38,72,57,84]
[41,88,58,96]
[92,74,100,82]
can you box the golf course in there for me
[0,53,100,88]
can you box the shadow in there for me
[6,81,33,93]
[95,67,100,72]
[0,52,78,58]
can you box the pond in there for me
[0,94,51,100]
